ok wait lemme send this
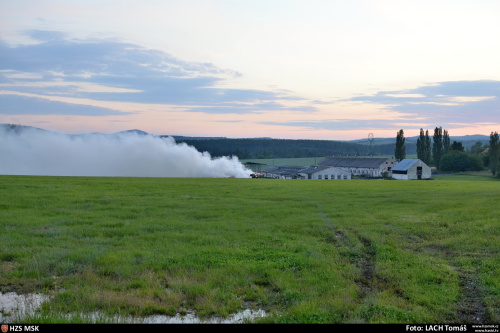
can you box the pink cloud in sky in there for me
[0,30,498,140]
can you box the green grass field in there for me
[0,175,498,323]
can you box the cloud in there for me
[0,30,310,114]
[410,81,500,97]
[348,80,500,124]
[25,30,66,42]
[0,93,127,116]
[1,31,236,79]
[185,100,317,114]
[261,119,418,131]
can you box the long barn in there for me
[298,165,351,180]
[318,157,397,178]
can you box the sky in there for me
[1,0,499,140]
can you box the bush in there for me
[439,152,483,172]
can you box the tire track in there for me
[318,205,376,299]
[423,245,491,323]
[456,273,490,323]
[353,235,376,299]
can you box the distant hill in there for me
[348,134,490,152]
[348,134,489,144]
[0,123,50,134]
[0,124,151,138]
[167,135,228,141]
[115,129,150,136]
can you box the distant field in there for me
[432,170,498,181]
[0,175,498,323]
[241,157,323,170]
[241,155,418,171]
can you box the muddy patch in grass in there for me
[0,292,51,322]
[456,274,490,323]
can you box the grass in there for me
[0,175,498,323]
[432,170,498,181]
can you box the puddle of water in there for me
[138,309,267,324]
[0,292,51,322]
[0,292,267,323]
[70,308,267,324]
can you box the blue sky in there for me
[1,0,499,139]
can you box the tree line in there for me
[171,137,405,159]
[394,128,500,176]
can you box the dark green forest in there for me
[168,135,490,161]
[168,137,409,159]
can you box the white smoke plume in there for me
[0,125,252,178]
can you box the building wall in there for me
[351,167,381,177]
[300,167,351,180]
[383,160,398,173]
[319,158,397,178]
[422,165,432,179]
[407,163,432,180]
[392,173,409,180]
[349,160,397,177]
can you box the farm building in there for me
[262,165,305,179]
[318,157,397,178]
[391,159,432,180]
[298,165,351,180]
[262,164,352,180]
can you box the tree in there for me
[432,127,444,169]
[469,141,486,155]
[489,131,499,176]
[440,152,483,172]
[451,141,464,152]
[424,130,432,165]
[443,129,451,154]
[417,129,432,165]
[395,129,406,161]
[417,128,425,161]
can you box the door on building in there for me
[417,166,422,180]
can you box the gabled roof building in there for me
[392,159,432,180]
[318,157,397,178]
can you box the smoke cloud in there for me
[0,126,252,178]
